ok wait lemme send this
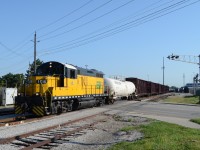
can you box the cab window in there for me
[70,69,77,79]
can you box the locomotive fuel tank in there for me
[104,78,136,100]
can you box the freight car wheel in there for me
[109,99,115,104]
[105,97,109,104]
[105,98,114,104]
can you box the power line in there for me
[39,0,137,41]
[10,32,34,51]
[36,0,95,32]
[0,55,33,70]
[39,0,199,55]
[7,0,168,56]
[0,44,33,62]
[0,41,25,58]
[38,0,114,38]
[39,0,175,51]
[0,0,95,60]
[1,0,199,74]
[10,0,200,73]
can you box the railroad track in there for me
[0,113,106,149]
[0,114,57,127]
[0,107,14,115]
[0,94,170,127]
[135,93,171,101]
[0,115,34,127]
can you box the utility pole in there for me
[199,55,200,80]
[33,32,40,74]
[34,32,37,74]
[162,57,165,85]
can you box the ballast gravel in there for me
[0,101,150,150]
[0,107,107,139]
[51,113,148,150]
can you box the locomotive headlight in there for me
[18,93,24,96]
[35,93,40,96]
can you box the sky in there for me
[0,0,200,87]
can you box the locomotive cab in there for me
[37,61,78,87]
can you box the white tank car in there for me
[104,78,136,101]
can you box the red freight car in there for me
[126,77,169,97]
[126,78,149,97]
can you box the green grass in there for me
[120,126,138,132]
[191,118,200,125]
[109,121,200,150]
[162,95,200,104]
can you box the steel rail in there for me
[0,111,106,144]
[21,120,101,150]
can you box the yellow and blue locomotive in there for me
[15,61,108,116]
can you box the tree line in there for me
[0,59,43,88]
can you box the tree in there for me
[26,58,43,76]
[0,73,24,88]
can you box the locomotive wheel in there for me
[57,105,62,114]
[51,102,57,114]
[72,99,79,111]
[51,102,62,115]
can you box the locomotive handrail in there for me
[47,88,52,96]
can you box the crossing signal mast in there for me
[167,54,200,94]
[167,54,200,65]
[167,54,200,79]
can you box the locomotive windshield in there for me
[36,62,64,76]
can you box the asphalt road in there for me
[114,101,200,119]
[104,100,200,129]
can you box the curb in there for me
[158,102,200,107]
